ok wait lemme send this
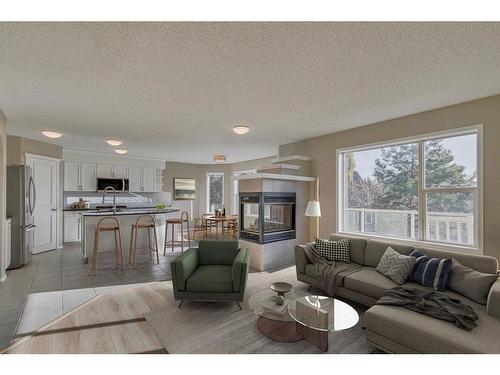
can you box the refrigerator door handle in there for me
[29,176,36,215]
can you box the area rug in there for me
[145,266,379,354]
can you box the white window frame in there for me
[206,172,225,213]
[337,124,483,253]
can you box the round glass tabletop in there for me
[288,295,359,332]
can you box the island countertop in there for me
[80,208,180,217]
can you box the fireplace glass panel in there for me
[264,204,293,233]
[242,203,260,232]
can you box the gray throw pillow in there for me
[376,247,416,285]
[448,259,498,305]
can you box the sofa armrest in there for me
[295,242,315,274]
[171,248,199,291]
[232,248,250,292]
[487,277,500,319]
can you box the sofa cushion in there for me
[315,238,350,263]
[186,265,233,293]
[409,249,452,290]
[344,267,398,299]
[364,288,500,353]
[305,262,364,282]
[376,247,416,285]
[363,238,498,274]
[198,240,239,266]
[329,234,366,265]
[449,259,498,305]
[364,240,413,268]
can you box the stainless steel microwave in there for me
[97,178,129,192]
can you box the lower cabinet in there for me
[64,212,81,242]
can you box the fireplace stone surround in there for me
[235,175,312,271]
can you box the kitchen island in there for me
[80,208,181,265]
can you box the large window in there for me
[206,172,224,213]
[338,127,481,249]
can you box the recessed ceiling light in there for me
[114,149,128,155]
[232,125,250,135]
[213,154,226,162]
[106,139,123,146]
[42,130,63,139]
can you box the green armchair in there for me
[170,240,250,309]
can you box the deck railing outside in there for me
[345,208,474,246]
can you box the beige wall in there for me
[0,110,7,281]
[164,156,275,219]
[279,94,500,261]
[7,135,63,165]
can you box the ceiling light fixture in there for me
[114,149,128,155]
[232,125,250,135]
[106,139,123,146]
[41,130,63,139]
[213,154,226,162]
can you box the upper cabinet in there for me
[129,166,158,192]
[64,161,96,191]
[96,164,129,178]
[64,159,161,193]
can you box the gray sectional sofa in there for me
[295,234,500,354]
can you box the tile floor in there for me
[0,242,183,350]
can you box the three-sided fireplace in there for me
[239,192,296,244]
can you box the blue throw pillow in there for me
[409,249,452,291]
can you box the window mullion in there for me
[418,141,425,242]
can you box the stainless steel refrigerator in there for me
[6,165,35,269]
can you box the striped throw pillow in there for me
[314,238,350,263]
[409,249,452,291]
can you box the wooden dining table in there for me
[205,216,237,238]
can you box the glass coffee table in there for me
[248,285,307,343]
[288,295,359,351]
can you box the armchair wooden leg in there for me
[178,301,184,308]
[236,302,242,310]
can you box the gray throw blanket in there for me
[303,245,359,297]
[377,287,478,331]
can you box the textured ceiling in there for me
[0,22,499,163]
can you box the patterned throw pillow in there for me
[314,238,350,263]
[376,247,416,285]
[409,249,452,291]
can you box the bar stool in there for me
[92,216,124,275]
[164,211,191,254]
[129,215,160,266]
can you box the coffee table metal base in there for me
[256,317,303,343]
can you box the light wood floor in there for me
[3,282,169,354]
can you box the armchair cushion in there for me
[232,248,250,292]
[198,240,240,265]
[186,265,233,293]
[172,248,199,291]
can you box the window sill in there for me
[337,230,483,255]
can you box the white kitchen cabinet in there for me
[97,164,129,178]
[63,161,80,191]
[4,218,11,273]
[142,167,156,192]
[129,167,157,192]
[64,212,81,242]
[113,165,128,178]
[80,162,97,191]
[64,161,96,191]
[128,166,142,192]
[96,164,113,178]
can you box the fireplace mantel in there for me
[232,173,316,182]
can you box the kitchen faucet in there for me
[102,186,117,213]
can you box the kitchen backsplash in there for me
[64,191,172,207]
